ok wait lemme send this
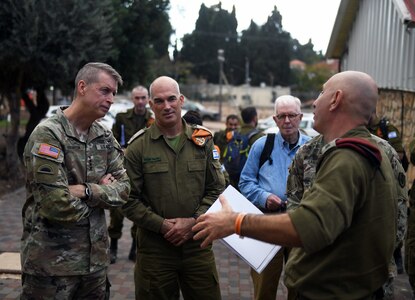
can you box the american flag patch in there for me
[38,143,60,159]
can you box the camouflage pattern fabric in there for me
[405,136,415,296]
[21,108,130,276]
[21,268,110,299]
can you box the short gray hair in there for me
[274,95,301,113]
[74,62,123,97]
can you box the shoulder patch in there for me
[192,126,212,147]
[388,131,398,139]
[38,143,61,159]
[128,128,147,145]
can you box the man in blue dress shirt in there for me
[238,95,311,300]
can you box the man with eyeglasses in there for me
[238,95,311,300]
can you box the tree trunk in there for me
[5,91,24,180]
[17,88,49,158]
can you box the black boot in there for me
[110,238,118,264]
[128,239,137,262]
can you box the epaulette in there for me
[191,124,213,147]
[319,137,382,171]
[128,128,148,145]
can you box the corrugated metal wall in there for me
[341,0,415,92]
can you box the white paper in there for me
[207,185,281,273]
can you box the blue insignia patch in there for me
[213,149,220,160]
[388,131,398,139]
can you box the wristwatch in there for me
[84,184,91,199]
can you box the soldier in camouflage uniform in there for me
[286,134,408,299]
[368,113,407,274]
[108,85,154,263]
[21,62,131,299]
[405,136,415,297]
[122,76,225,299]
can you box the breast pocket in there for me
[187,160,206,197]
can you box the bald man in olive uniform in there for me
[193,71,397,299]
[123,76,225,299]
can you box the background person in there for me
[21,62,130,299]
[213,113,240,161]
[238,95,310,300]
[122,76,225,299]
[108,85,154,263]
[193,71,397,299]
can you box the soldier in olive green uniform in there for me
[108,85,154,263]
[122,76,225,300]
[405,136,415,297]
[21,63,130,299]
[287,133,407,299]
[223,107,263,188]
[213,114,240,162]
[193,71,397,299]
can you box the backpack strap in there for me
[259,134,275,168]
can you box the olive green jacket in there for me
[123,120,226,233]
[285,127,396,298]
[112,108,154,147]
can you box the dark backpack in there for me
[223,129,259,182]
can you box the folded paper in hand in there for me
[206,185,281,273]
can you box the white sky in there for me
[169,0,341,53]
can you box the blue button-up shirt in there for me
[239,132,311,209]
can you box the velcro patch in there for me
[388,131,398,139]
[38,143,60,159]
[37,164,55,175]
[213,148,220,160]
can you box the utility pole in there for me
[218,49,225,121]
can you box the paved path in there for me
[0,187,413,299]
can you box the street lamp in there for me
[218,49,225,121]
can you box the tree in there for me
[246,7,292,86]
[109,0,172,88]
[292,38,324,65]
[0,0,117,179]
[180,3,239,83]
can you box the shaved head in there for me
[327,71,378,124]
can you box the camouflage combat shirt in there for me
[21,107,130,276]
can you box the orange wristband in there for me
[235,213,247,236]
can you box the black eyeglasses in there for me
[275,113,301,121]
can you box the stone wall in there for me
[377,89,415,186]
